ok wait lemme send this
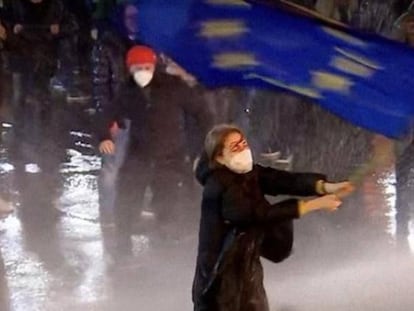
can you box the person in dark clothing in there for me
[349,0,397,36]
[1,0,78,103]
[91,0,140,113]
[99,45,214,256]
[63,0,93,54]
[192,124,354,311]
[92,1,141,226]
[49,0,93,103]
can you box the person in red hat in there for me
[125,45,157,88]
[98,45,214,258]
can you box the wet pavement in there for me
[0,84,414,311]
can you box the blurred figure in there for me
[92,0,141,113]
[394,2,414,44]
[1,0,78,107]
[192,124,354,311]
[51,0,93,104]
[92,0,140,226]
[349,0,397,36]
[98,45,213,258]
[63,0,94,68]
[1,0,70,210]
[1,0,72,218]
[316,0,398,35]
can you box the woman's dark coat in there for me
[193,156,326,311]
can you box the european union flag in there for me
[138,0,414,138]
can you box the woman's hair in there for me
[204,124,243,168]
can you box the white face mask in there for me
[225,149,253,174]
[133,70,154,87]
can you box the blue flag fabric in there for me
[137,0,414,138]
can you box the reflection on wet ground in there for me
[0,92,413,310]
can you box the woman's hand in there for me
[300,194,342,216]
[324,181,355,198]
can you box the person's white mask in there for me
[133,70,154,87]
[225,149,253,174]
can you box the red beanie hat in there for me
[126,45,157,68]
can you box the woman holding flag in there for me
[192,124,354,311]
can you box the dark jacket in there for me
[91,0,141,112]
[1,0,78,71]
[192,156,326,311]
[91,29,134,112]
[99,71,214,162]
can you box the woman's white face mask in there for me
[224,148,253,174]
[133,70,154,87]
